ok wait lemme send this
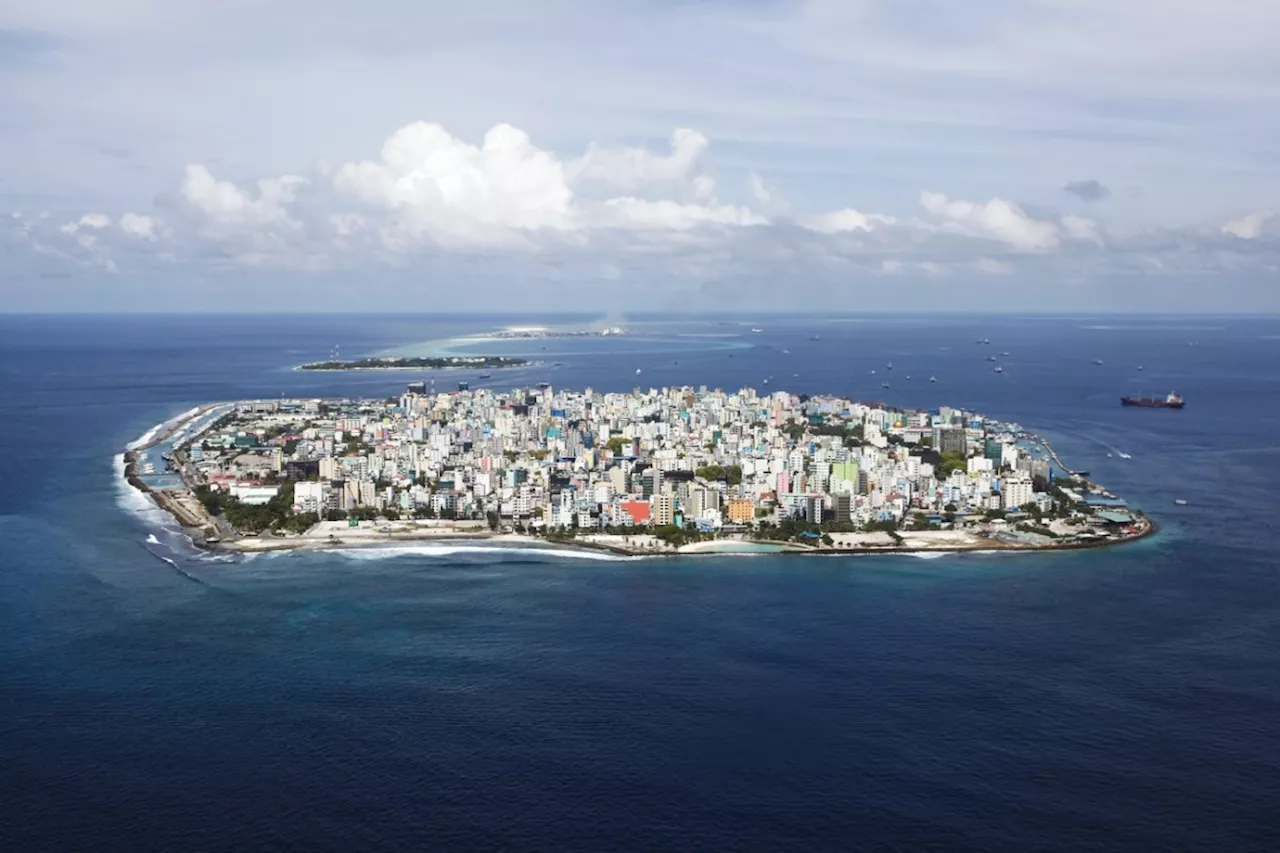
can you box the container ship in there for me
[1121,392,1185,409]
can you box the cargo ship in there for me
[1121,392,1185,409]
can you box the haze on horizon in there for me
[1,0,1277,313]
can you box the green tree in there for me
[937,452,967,477]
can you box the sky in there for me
[2,0,1278,313]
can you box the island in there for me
[485,325,627,339]
[299,355,527,371]
[122,384,1154,556]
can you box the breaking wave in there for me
[318,544,636,562]
[126,405,204,451]
[114,453,161,518]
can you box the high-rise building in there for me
[652,493,674,526]
[726,499,755,523]
[833,493,854,523]
[806,494,824,523]
[1001,476,1033,510]
[831,461,859,488]
[937,428,967,455]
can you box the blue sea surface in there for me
[2,313,1278,852]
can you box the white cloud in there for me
[324,122,765,246]
[919,191,1060,250]
[119,212,159,240]
[181,164,305,229]
[60,212,111,234]
[569,128,709,191]
[332,122,575,247]
[1221,211,1275,240]
[692,174,716,203]
[598,197,765,231]
[801,208,896,234]
[1061,214,1102,244]
[11,118,1280,299]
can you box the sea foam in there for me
[320,544,635,562]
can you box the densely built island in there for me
[123,384,1152,556]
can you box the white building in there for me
[1001,476,1033,510]
[293,481,327,514]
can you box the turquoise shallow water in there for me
[2,313,1278,852]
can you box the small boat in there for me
[1000,351,1010,357]
[886,362,893,370]
[1092,359,1104,365]
[750,328,764,333]
[781,349,790,355]
[905,375,911,381]
[870,369,876,375]
[880,382,890,389]
[1137,366,1144,371]
[929,376,937,383]
[1117,452,1132,459]
[478,373,491,379]
[994,366,1003,374]
[762,378,769,385]
[984,355,996,362]
[635,368,642,375]
[810,335,820,341]
[1174,499,1188,506]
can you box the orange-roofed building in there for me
[619,499,651,525]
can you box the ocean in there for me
[2,313,1277,852]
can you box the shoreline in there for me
[187,523,1157,559]
[293,363,531,372]
[123,473,1157,559]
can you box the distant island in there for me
[299,355,526,371]
[122,383,1154,558]
[485,325,627,339]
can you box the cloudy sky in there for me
[3,0,1278,312]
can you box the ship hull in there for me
[1121,397,1184,409]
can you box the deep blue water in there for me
[2,313,1279,852]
